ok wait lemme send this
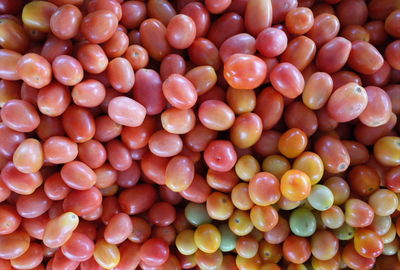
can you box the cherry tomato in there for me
[224,53,267,89]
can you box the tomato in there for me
[385,9,400,38]
[162,74,197,109]
[203,140,237,172]
[310,230,338,261]
[369,189,398,217]
[147,0,176,25]
[125,46,149,72]
[285,7,313,35]
[43,212,79,249]
[256,28,287,58]
[358,86,392,127]
[385,40,400,70]
[166,14,196,49]
[50,4,82,40]
[180,174,212,204]
[108,96,146,127]
[10,242,43,269]
[16,53,52,88]
[107,57,135,93]
[321,205,345,230]
[102,31,129,58]
[224,53,267,89]
[230,183,253,211]
[236,235,258,259]
[220,33,256,63]
[176,230,197,255]
[316,37,351,74]
[345,198,375,228]
[93,239,120,269]
[255,87,284,130]
[22,1,57,32]
[76,44,108,74]
[16,187,52,219]
[270,62,304,98]
[354,228,384,259]
[198,100,235,131]
[311,253,340,270]
[229,210,253,236]
[348,41,384,75]
[283,235,311,264]
[230,113,263,148]
[248,172,280,206]
[307,184,334,211]
[342,242,375,270]
[186,66,217,96]
[113,242,140,270]
[289,208,316,237]
[315,135,350,174]
[244,0,272,36]
[262,155,290,180]
[140,238,169,267]
[280,169,311,201]
[0,18,29,53]
[194,224,221,253]
[61,232,94,262]
[12,138,43,174]
[271,0,297,24]
[374,136,400,167]
[63,187,102,216]
[206,192,234,221]
[1,0,400,267]
[1,161,43,195]
[195,249,223,270]
[306,13,340,47]
[62,105,95,143]
[81,10,118,44]
[278,128,307,159]
[140,19,172,61]
[250,205,278,232]
[292,152,323,185]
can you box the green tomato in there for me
[289,208,316,237]
[218,223,237,252]
[383,240,399,255]
[333,223,355,240]
[184,202,212,226]
[307,184,334,211]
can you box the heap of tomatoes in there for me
[0,0,399,269]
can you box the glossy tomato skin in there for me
[188,38,221,70]
[223,53,267,89]
[316,37,351,74]
[283,235,311,264]
[281,36,316,71]
[204,140,237,172]
[50,4,82,40]
[118,184,157,215]
[326,82,368,123]
[314,135,350,174]
[140,19,172,61]
[81,10,118,44]
[254,87,284,130]
[0,18,29,53]
[16,53,52,89]
[270,62,304,99]
[0,0,399,268]
[244,0,272,36]
[348,41,384,75]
